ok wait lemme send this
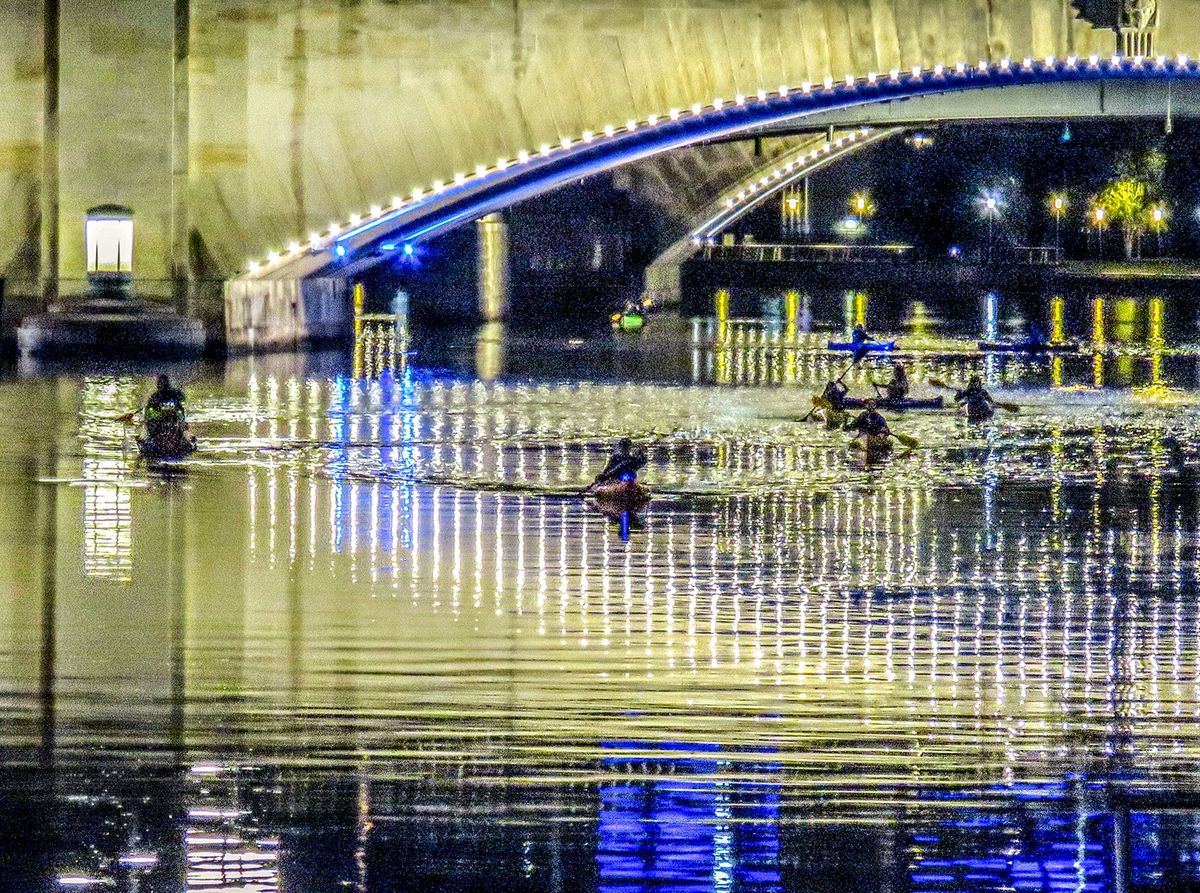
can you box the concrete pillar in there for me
[40,0,59,306]
[53,0,180,303]
[477,212,509,322]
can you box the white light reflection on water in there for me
[7,314,1200,889]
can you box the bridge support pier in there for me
[477,213,509,322]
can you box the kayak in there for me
[138,431,197,461]
[612,312,645,332]
[828,340,895,353]
[843,395,945,411]
[963,401,995,424]
[850,434,893,460]
[978,340,1078,353]
[589,479,650,511]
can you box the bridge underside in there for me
[746,77,1200,135]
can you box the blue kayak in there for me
[843,395,944,411]
[828,340,896,353]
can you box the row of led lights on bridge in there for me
[245,51,1198,277]
[690,127,874,245]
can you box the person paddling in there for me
[875,361,910,402]
[145,374,188,438]
[1026,323,1048,350]
[822,379,849,412]
[955,374,995,423]
[849,398,893,456]
[594,438,647,486]
[851,323,873,345]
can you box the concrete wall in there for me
[0,0,46,308]
[224,276,348,351]
[10,0,1200,311]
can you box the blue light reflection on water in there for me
[597,742,781,893]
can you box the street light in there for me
[980,193,1000,263]
[1093,206,1107,259]
[1149,205,1167,255]
[1049,193,1067,255]
[849,192,875,221]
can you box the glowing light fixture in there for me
[84,204,134,277]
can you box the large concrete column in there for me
[39,0,58,307]
[477,212,509,322]
[54,0,181,302]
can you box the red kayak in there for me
[589,479,650,511]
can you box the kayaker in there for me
[954,374,995,422]
[145,374,188,438]
[595,438,647,484]
[849,399,892,455]
[1026,323,1048,349]
[876,361,909,402]
[851,323,873,345]
[821,379,849,411]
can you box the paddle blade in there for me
[893,432,920,450]
[928,378,952,390]
[115,411,137,424]
[997,401,1020,414]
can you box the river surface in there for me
[3,291,1200,891]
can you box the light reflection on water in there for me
[4,298,1200,889]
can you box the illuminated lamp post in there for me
[981,194,999,263]
[1093,206,1107,259]
[1149,205,1167,256]
[849,192,875,235]
[1049,193,1067,256]
[84,204,134,304]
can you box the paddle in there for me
[928,377,1020,414]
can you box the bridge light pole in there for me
[1049,193,1067,256]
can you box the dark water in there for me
[4,289,1200,891]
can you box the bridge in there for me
[1,0,1195,350]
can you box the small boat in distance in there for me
[978,340,1079,353]
[614,309,643,331]
[827,340,896,353]
[588,478,650,513]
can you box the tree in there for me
[1096,178,1148,260]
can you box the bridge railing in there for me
[701,242,913,263]
[1010,245,1062,265]
[699,242,1065,265]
